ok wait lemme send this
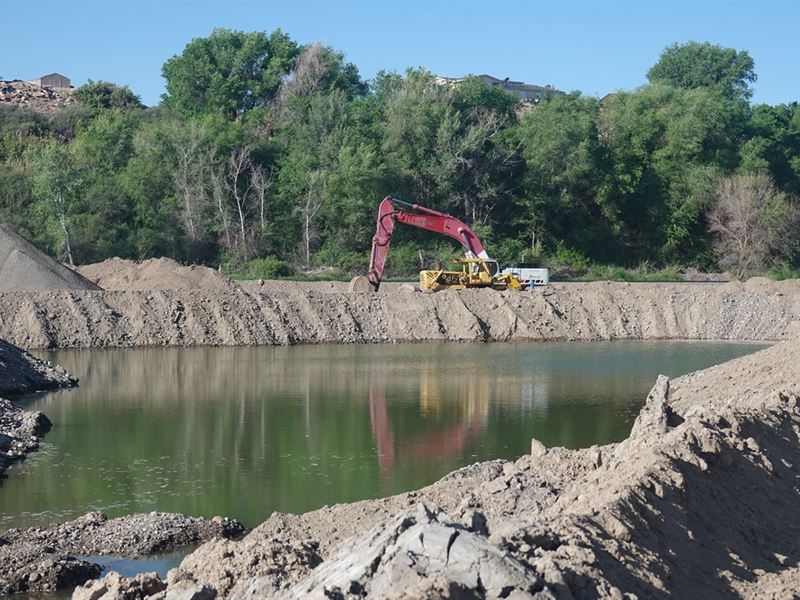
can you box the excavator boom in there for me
[366,197,489,291]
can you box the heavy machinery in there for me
[349,196,543,292]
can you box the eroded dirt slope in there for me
[0,283,796,350]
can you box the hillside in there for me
[0,80,78,113]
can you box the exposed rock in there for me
[0,80,78,113]
[0,512,245,595]
[73,571,166,600]
[0,337,77,396]
[0,336,76,477]
[235,503,543,599]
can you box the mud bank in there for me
[0,338,77,478]
[0,282,798,350]
[76,338,800,599]
[0,511,246,595]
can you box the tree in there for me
[27,142,82,266]
[708,173,799,278]
[161,28,300,118]
[739,103,800,195]
[75,80,144,111]
[647,42,757,99]
[514,93,612,258]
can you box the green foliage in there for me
[75,80,144,111]
[25,142,83,264]
[1,32,798,282]
[242,256,296,279]
[547,243,590,274]
[769,263,800,281]
[161,28,300,118]
[647,41,757,99]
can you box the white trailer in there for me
[501,264,550,287]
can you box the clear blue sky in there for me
[3,0,798,107]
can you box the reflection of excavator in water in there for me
[349,196,545,293]
[368,367,489,472]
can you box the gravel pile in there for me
[0,224,99,292]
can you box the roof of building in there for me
[437,73,560,95]
[36,73,70,80]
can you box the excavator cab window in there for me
[486,260,499,276]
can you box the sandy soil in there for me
[77,257,237,291]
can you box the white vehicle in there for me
[501,263,550,287]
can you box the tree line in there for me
[1,31,798,279]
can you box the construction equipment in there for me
[349,196,542,292]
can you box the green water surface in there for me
[1,341,767,530]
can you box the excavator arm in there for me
[366,196,490,291]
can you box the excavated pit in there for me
[1,245,800,598]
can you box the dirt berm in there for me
[73,338,800,599]
[0,281,798,349]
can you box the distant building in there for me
[27,73,71,89]
[434,73,562,103]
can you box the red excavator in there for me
[349,196,526,292]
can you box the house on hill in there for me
[435,73,562,103]
[27,73,71,89]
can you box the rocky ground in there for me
[0,80,78,113]
[0,511,246,595]
[0,337,77,478]
[75,338,800,599]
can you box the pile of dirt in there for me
[78,257,236,291]
[0,283,796,350]
[0,225,99,292]
[0,511,246,595]
[93,339,800,599]
[0,81,78,113]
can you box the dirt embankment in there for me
[0,283,797,350]
[0,337,77,478]
[76,339,800,599]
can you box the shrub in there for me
[245,256,295,279]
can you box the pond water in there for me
[1,341,767,530]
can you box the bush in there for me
[313,246,367,274]
[245,256,295,279]
[769,263,800,281]
[545,243,590,275]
